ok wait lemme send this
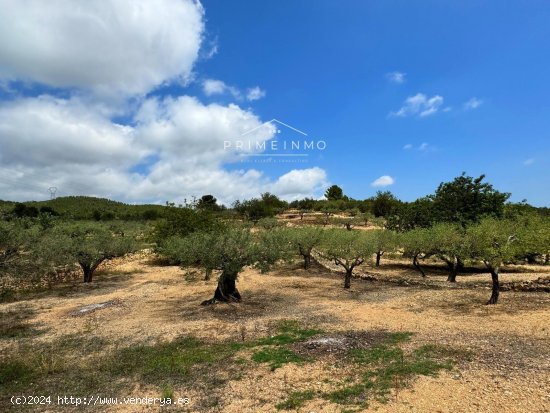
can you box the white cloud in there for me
[0,96,145,169]
[202,79,265,102]
[0,95,326,204]
[0,0,204,97]
[463,97,483,110]
[419,142,429,151]
[0,1,323,204]
[386,71,406,84]
[246,87,266,101]
[202,79,232,96]
[268,168,327,199]
[391,93,444,118]
[523,158,535,166]
[403,144,413,150]
[371,175,395,187]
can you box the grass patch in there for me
[0,306,42,339]
[105,336,239,382]
[255,319,323,346]
[323,333,459,406]
[275,390,315,410]
[251,347,305,370]
[0,360,35,387]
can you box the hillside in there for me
[0,196,166,220]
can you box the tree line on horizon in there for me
[1,173,549,305]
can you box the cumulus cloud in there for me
[0,95,326,204]
[391,93,444,117]
[0,1,324,204]
[268,168,327,199]
[0,0,204,97]
[202,79,240,99]
[246,87,266,101]
[386,71,406,84]
[371,175,395,187]
[202,79,266,102]
[463,97,483,110]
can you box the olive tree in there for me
[287,226,325,269]
[369,229,398,267]
[46,222,137,283]
[333,216,362,231]
[514,214,550,264]
[167,227,291,304]
[467,218,520,304]
[401,228,431,277]
[162,232,218,280]
[0,220,40,293]
[428,223,470,282]
[317,229,375,289]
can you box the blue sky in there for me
[194,1,550,205]
[0,1,549,205]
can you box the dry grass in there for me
[0,252,549,412]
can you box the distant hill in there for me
[0,196,166,220]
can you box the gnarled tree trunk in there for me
[487,267,500,305]
[201,269,241,305]
[302,254,311,270]
[412,254,426,277]
[299,246,312,270]
[444,256,458,282]
[204,268,212,281]
[80,260,103,283]
[344,268,353,289]
[375,251,383,267]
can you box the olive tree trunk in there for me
[302,254,311,270]
[487,266,500,305]
[344,268,353,289]
[80,260,103,283]
[375,251,383,267]
[201,269,241,305]
[444,256,458,282]
[412,254,426,277]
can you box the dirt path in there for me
[1,253,549,412]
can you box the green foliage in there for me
[513,213,550,263]
[401,228,431,258]
[162,226,291,283]
[431,173,510,226]
[253,227,294,273]
[371,191,399,218]
[5,196,166,221]
[466,218,520,269]
[386,198,433,232]
[318,229,376,287]
[325,185,344,201]
[196,194,220,211]
[256,217,281,230]
[286,226,325,266]
[43,222,137,282]
[368,229,398,256]
[152,205,221,245]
